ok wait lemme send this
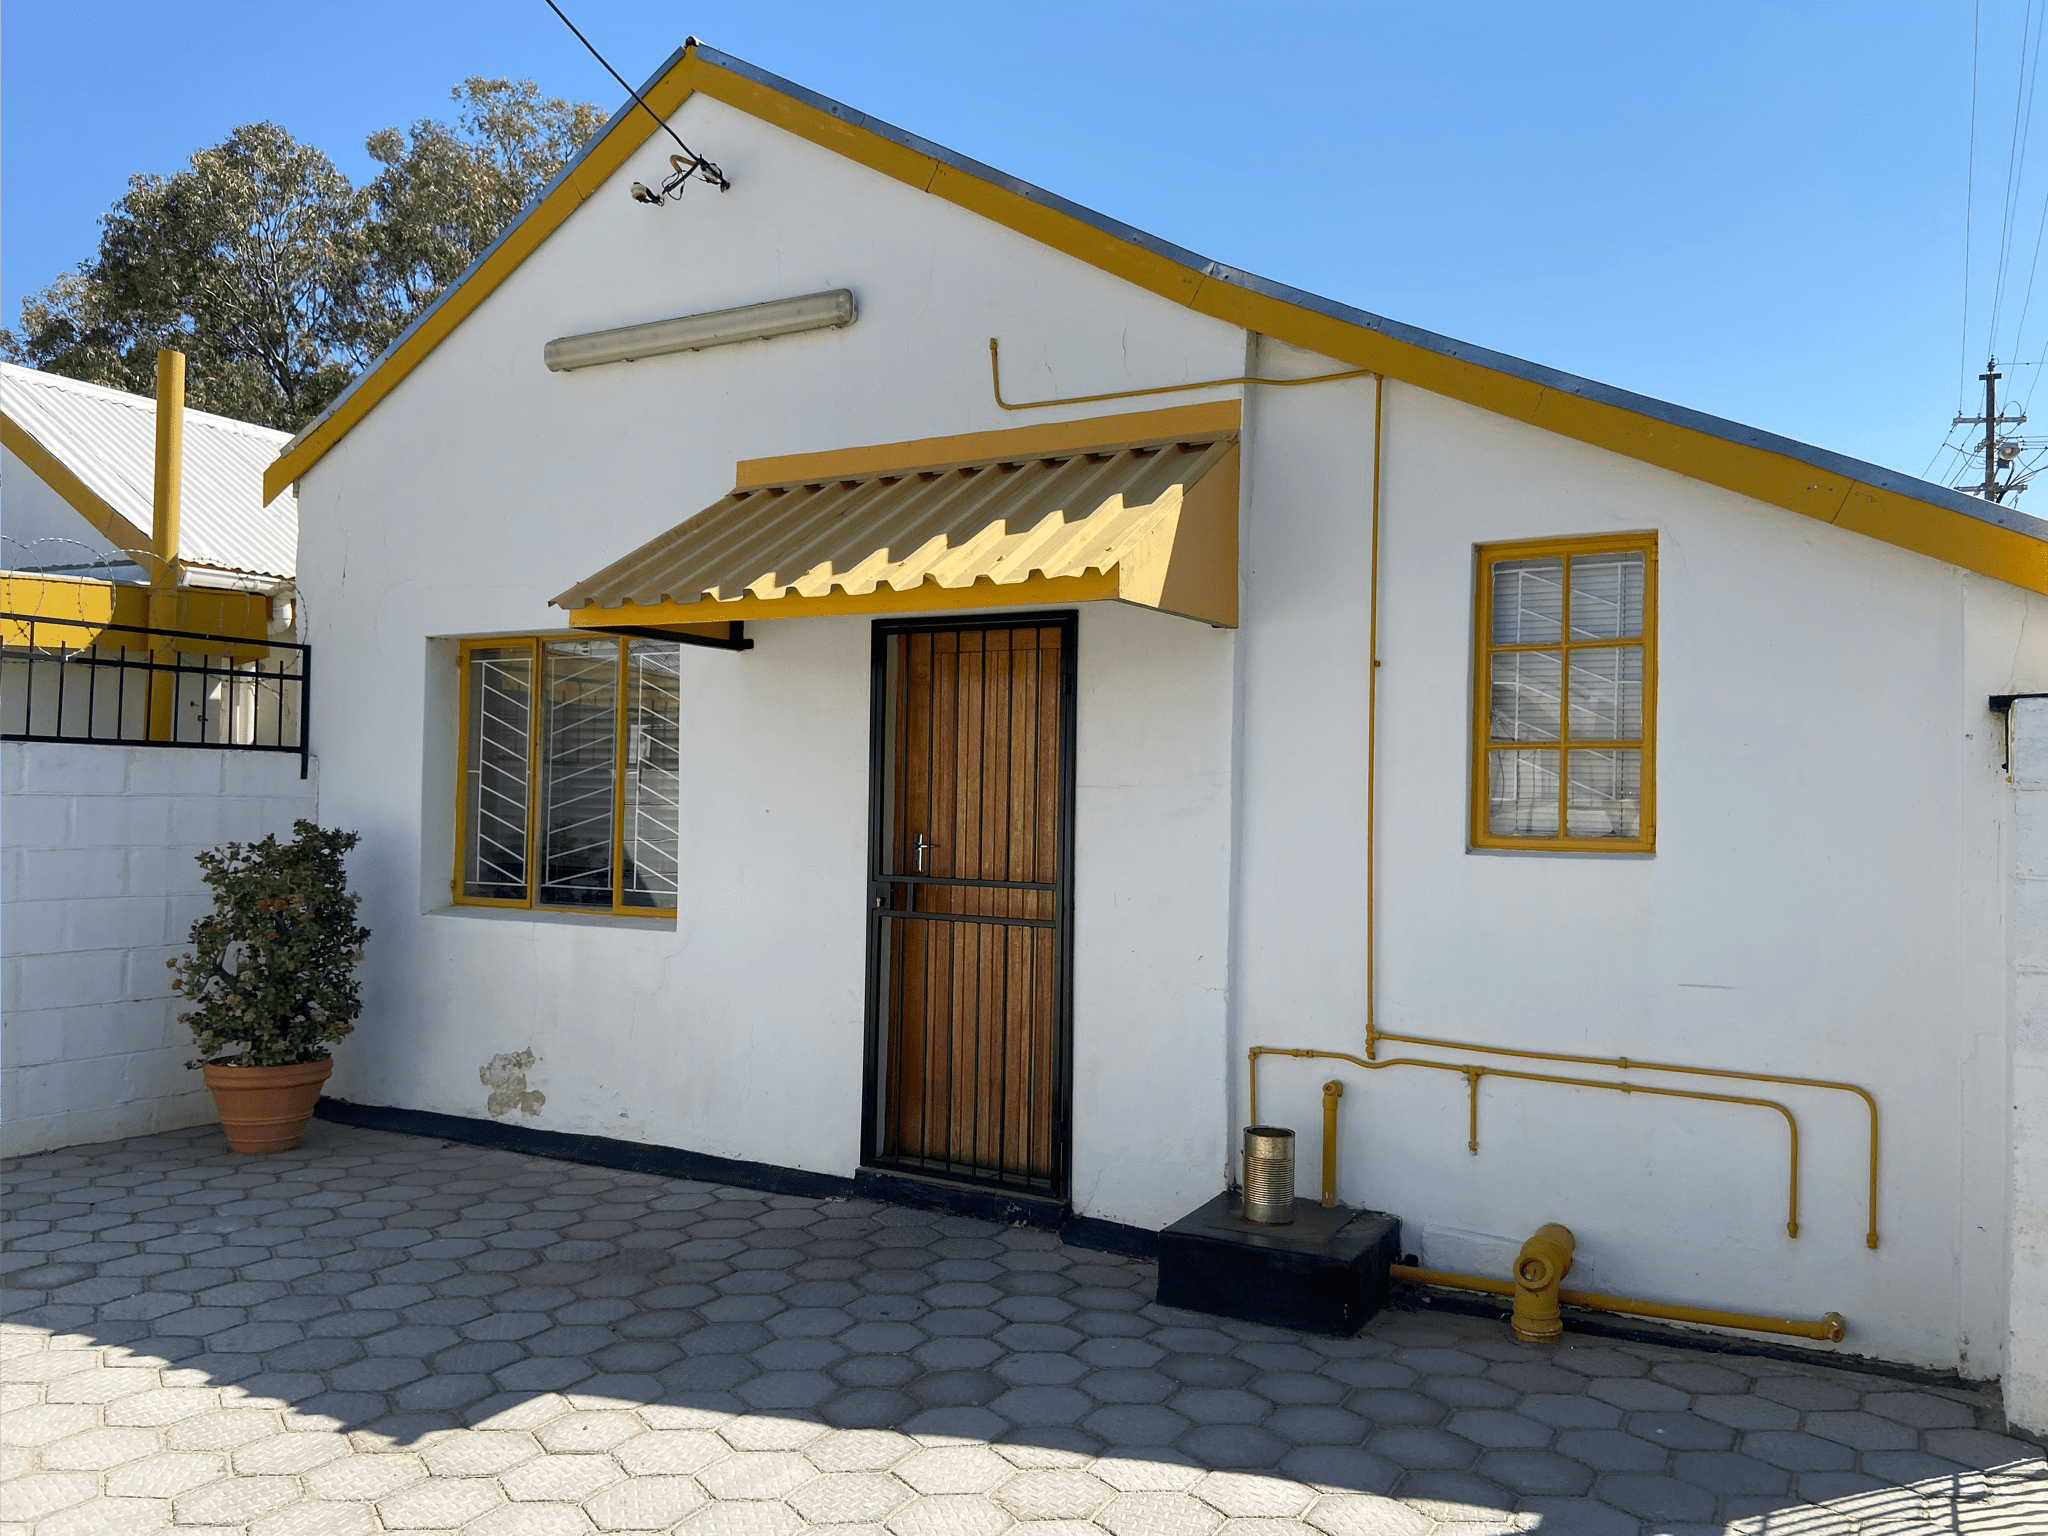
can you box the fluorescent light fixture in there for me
[544,289,856,372]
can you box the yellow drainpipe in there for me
[147,349,185,742]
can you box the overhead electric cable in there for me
[1988,0,2042,351]
[541,0,723,182]
[1961,1,1984,411]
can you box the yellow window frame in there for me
[1470,532,1658,853]
[451,633,678,917]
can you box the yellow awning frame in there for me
[555,402,1243,631]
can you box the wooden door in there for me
[865,616,1075,1195]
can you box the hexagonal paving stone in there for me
[37,1427,162,1470]
[585,1475,711,1530]
[897,1444,1014,1494]
[884,1492,1013,1536]
[171,1474,298,1525]
[0,1472,97,1521]
[614,1428,729,1475]
[1096,1489,1225,1535]
[995,1467,1116,1519]
[248,1499,377,1536]
[535,1409,643,1453]
[498,1451,622,1502]
[786,1469,913,1522]
[375,1474,505,1528]
[104,1450,227,1499]
[699,1449,818,1499]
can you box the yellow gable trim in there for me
[1,411,154,554]
[262,46,2048,596]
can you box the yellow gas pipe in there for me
[1369,1028,1881,1250]
[1320,1081,1343,1208]
[1250,1046,1805,1240]
[1390,1258,1848,1344]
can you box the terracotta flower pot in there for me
[202,1058,333,1154]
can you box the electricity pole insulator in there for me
[1952,357,2028,503]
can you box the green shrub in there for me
[174,820,371,1068]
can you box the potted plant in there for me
[172,819,370,1154]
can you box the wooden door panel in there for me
[869,620,1071,1192]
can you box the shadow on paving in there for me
[3,1117,2046,1536]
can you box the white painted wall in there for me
[2007,697,2048,1433]
[302,92,1243,1229]
[1233,376,2048,1373]
[1,446,136,574]
[0,743,318,1155]
[292,82,2048,1375]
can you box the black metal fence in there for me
[1,612,310,777]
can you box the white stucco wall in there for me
[2008,697,2048,1432]
[292,81,2048,1375]
[1,446,135,573]
[0,743,318,1155]
[301,92,1243,1231]
[1233,377,2048,1373]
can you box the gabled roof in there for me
[2,363,297,580]
[264,43,2048,596]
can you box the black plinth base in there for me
[1156,1193,1401,1337]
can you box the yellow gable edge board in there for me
[260,47,2048,596]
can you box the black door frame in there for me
[859,610,1078,1201]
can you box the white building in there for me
[1,363,312,1156]
[2,361,297,595]
[254,46,2048,1417]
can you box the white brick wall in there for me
[2007,698,2048,1435]
[1,743,318,1155]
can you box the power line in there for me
[1961,0,1983,411]
[1986,0,2039,350]
[541,1,728,192]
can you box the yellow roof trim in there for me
[568,570,1123,627]
[1,409,153,553]
[735,400,1241,488]
[262,45,2048,596]
[560,434,1240,628]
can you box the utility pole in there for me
[1954,357,2028,502]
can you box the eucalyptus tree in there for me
[4,79,606,431]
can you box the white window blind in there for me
[1477,541,1653,849]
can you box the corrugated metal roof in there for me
[0,363,297,579]
[271,42,2046,564]
[555,434,1236,615]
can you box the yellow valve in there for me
[1512,1223,1577,1344]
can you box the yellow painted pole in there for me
[147,349,185,742]
[1320,1081,1343,1207]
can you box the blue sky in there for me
[2,3,2038,491]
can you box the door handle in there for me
[913,833,938,873]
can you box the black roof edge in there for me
[286,42,2048,550]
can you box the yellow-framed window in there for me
[1472,533,1656,852]
[453,634,683,915]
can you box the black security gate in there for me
[861,614,1077,1197]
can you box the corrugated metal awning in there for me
[553,431,1240,629]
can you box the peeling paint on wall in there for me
[480,1049,545,1118]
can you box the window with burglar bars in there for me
[1472,533,1656,852]
[455,635,682,914]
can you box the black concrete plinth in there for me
[1156,1193,1400,1336]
